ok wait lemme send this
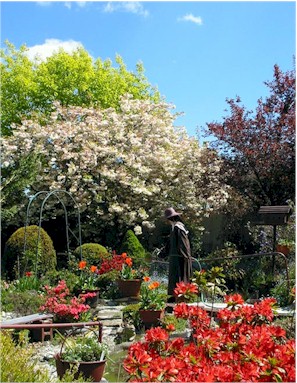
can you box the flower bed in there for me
[124,294,295,382]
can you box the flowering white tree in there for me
[1,95,229,244]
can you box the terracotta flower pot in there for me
[276,244,290,256]
[55,353,106,382]
[117,279,142,298]
[139,309,165,328]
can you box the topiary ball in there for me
[3,225,57,280]
[120,229,146,266]
[74,243,110,267]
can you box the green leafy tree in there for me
[1,41,160,135]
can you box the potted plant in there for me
[75,260,100,307]
[117,253,145,298]
[139,277,167,328]
[55,330,109,381]
[276,239,295,256]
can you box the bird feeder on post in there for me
[257,205,292,272]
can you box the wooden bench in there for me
[1,313,54,342]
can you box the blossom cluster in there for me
[124,294,295,382]
[1,96,230,235]
[174,281,199,302]
[98,252,128,275]
[39,280,92,322]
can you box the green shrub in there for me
[120,230,146,266]
[0,331,50,382]
[2,225,56,280]
[40,269,80,293]
[0,331,90,382]
[74,243,110,267]
[1,289,46,316]
[122,303,142,331]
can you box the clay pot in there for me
[139,309,165,329]
[117,279,142,298]
[55,353,106,382]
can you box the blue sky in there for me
[1,1,295,140]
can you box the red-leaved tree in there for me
[205,64,295,206]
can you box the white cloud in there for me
[77,1,87,7]
[103,1,149,17]
[25,39,84,61]
[36,1,52,6]
[64,2,72,9]
[178,13,203,26]
[36,1,87,9]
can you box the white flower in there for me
[134,225,142,235]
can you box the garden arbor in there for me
[21,190,82,278]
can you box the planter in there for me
[117,279,142,298]
[139,309,165,329]
[55,353,106,382]
[276,244,290,256]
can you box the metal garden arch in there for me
[20,190,82,278]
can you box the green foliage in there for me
[1,288,45,316]
[0,331,50,382]
[161,314,187,333]
[192,267,227,302]
[270,261,295,306]
[2,225,57,279]
[206,242,245,291]
[1,41,160,135]
[1,151,41,226]
[120,230,146,266]
[96,271,119,299]
[40,269,80,293]
[122,303,142,330]
[13,274,42,292]
[74,243,110,267]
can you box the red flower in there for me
[78,260,87,269]
[123,297,296,382]
[125,257,133,267]
[145,327,169,343]
[174,281,198,296]
[25,271,33,277]
[224,293,244,307]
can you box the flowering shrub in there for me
[139,277,167,310]
[39,280,93,322]
[98,252,147,280]
[98,252,126,275]
[174,281,198,302]
[124,294,295,382]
